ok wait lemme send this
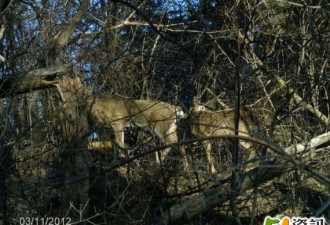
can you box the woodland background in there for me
[0,0,329,224]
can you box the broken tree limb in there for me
[0,64,71,98]
[153,131,330,224]
[285,131,330,155]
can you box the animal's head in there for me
[176,108,188,119]
[189,105,208,114]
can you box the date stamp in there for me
[19,217,71,225]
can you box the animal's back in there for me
[132,100,181,121]
[191,110,250,136]
[87,97,130,125]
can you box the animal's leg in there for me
[158,124,178,164]
[114,128,126,159]
[179,145,189,169]
[204,140,216,174]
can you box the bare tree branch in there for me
[0,0,13,15]
[274,75,330,126]
[242,33,330,126]
[51,0,90,57]
[270,0,330,9]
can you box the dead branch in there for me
[0,64,71,98]
[242,34,330,126]
[274,75,330,126]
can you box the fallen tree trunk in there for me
[154,161,288,224]
[153,131,330,224]
[0,64,71,98]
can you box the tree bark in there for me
[54,77,91,221]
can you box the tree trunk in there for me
[54,77,91,221]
